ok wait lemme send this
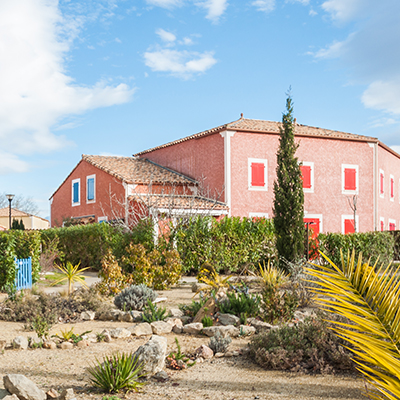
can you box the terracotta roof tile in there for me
[134,117,377,156]
[129,194,228,212]
[0,208,30,217]
[82,155,197,185]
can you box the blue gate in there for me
[15,257,32,290]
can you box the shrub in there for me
[179,297,208,318]
[121,243,182,290]
[201,315,214,327]
[87,352,145,393]
[141,299,167,323]
[114,284,157,311]
[208,331,231,354]
[249,314,355,374]
[318,231,394,268]
[0,233,16,291]
[51,261,89,295]
[217,290,261,319]
[261,285,298,324]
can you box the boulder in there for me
[152,371,169,382]
[193,298,216,323]
[195,344,213,359]
[151,321,172,335]
[13,336,28,350]
[131,311,143,322]
[130,323,152,337]
[59,389,75,400]
[100,330,112,343]
[132,335,167,375]
[109,328,131,339]
[165,318,183,328]
[216,313,240,326]
[182,323,203,335]
[168,308,184,318]
[43,341,57,350]
[46,389,58,399]
[80,311,95,321]
[60,342,74,350]
[3,395,20,400]
[247,318,276,333]
[172,325,183,334]
[202,325,239,338]
[29,337,43,348]
[3,374,46,400]
[76,340,90,348]
[239,325,256,336]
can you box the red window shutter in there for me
[344,168,356,190]
[300,165,312,189]
[389,223,396,231]
[381,220,384,231]
[380,173,384,194]
[391,178,394,198]
[344,219,355,234]
[251,163,265,187]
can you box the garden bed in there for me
[0,281,366,400]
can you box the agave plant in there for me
[51,261,89,295]
[257,260,289,289]
[306,250,400,400]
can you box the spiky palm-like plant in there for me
[51,261,89,295]
[306,251,400,400]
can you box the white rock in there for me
[80,311,95,321]
[172,325,183,334]
[60,342,74,350]
[151,321,173,335]
[59,388,75,400]
[182,323,203,335]
[195,344,213,359]
[132,335,167,375]
[168,308,184,318]
[3,374,46,400]
[130,323,152,337]
[13,336,28,350]
[216,313,240,326]
[3,395,20,400]
[109,328,131,339]
[239,325,256,336]
[202,325,239,338]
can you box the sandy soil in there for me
[0,281,367,400]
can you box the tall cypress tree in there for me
[273,93,304,268]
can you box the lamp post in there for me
[305,221,316,261]
[5,194,15,229]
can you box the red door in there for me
[304,218,320,239]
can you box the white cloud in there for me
[181,37,194,45]
[287,0,309,5]
[144,49,217,79]
[317,0,400,115]
[0,152,29,175]
[156,28,177,43]
[196,0,228,22]
[252,0,275,13]
[0,0,134,174]
[145,0,183,8]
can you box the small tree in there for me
[273,93,304,269]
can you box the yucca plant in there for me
[195,263,231,297]
[87,352,145,393]
[306,250,400,400]
[51,261,89,295]
[257,260,289,289]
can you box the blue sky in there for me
[1,0,400,218]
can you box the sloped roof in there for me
[134,117,378,156]
[0,208,30,217]
[129,194,228,212]
[83,155,197,185]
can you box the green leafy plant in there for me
[179,297,208,317]
[141,299,166,323]
[166,338,196,370]
[306,250,400,400]
[249,314,354,374]
[51,261,89,295]
[201,315,214,327]
[195,263,231,297]
[87,352,145,393]
[217,290,261,318]
[114,284,157,311]
[29,315,52,339]
[53,327,92,343]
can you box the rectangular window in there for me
[72,178,80,206]
[248,158,268,191]
[344,219,355,234]
[380,169,385,197]
[342,164,358,194]
[390,175,394,201]
[304,217,321,239]
[300,162,314,192]
[389,219,396,231]
[87,175,96,203]
[380,217,385,231]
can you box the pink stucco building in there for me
[134,117,400,234]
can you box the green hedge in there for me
[0,230,41,290]
[318,231,394,267]
[41,220,155,271]
[171,216,276,273]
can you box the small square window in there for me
[389,220,396,231]
[248,158,267,191]
[342,215,358,234]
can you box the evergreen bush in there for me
[114,284,157,311]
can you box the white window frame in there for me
[380,217,385,231]
[303,213,323,235]
[301,161,314,193]
[72,178,80,207]
[86,174,96,204]
[342,214,359,234]
[380,169,385,198]
[388,218,396,230]
[249,212,269,219]
[98,216,108,223]
[248,158,268,191]
[342,164,359,195]
[390,174,394,202]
